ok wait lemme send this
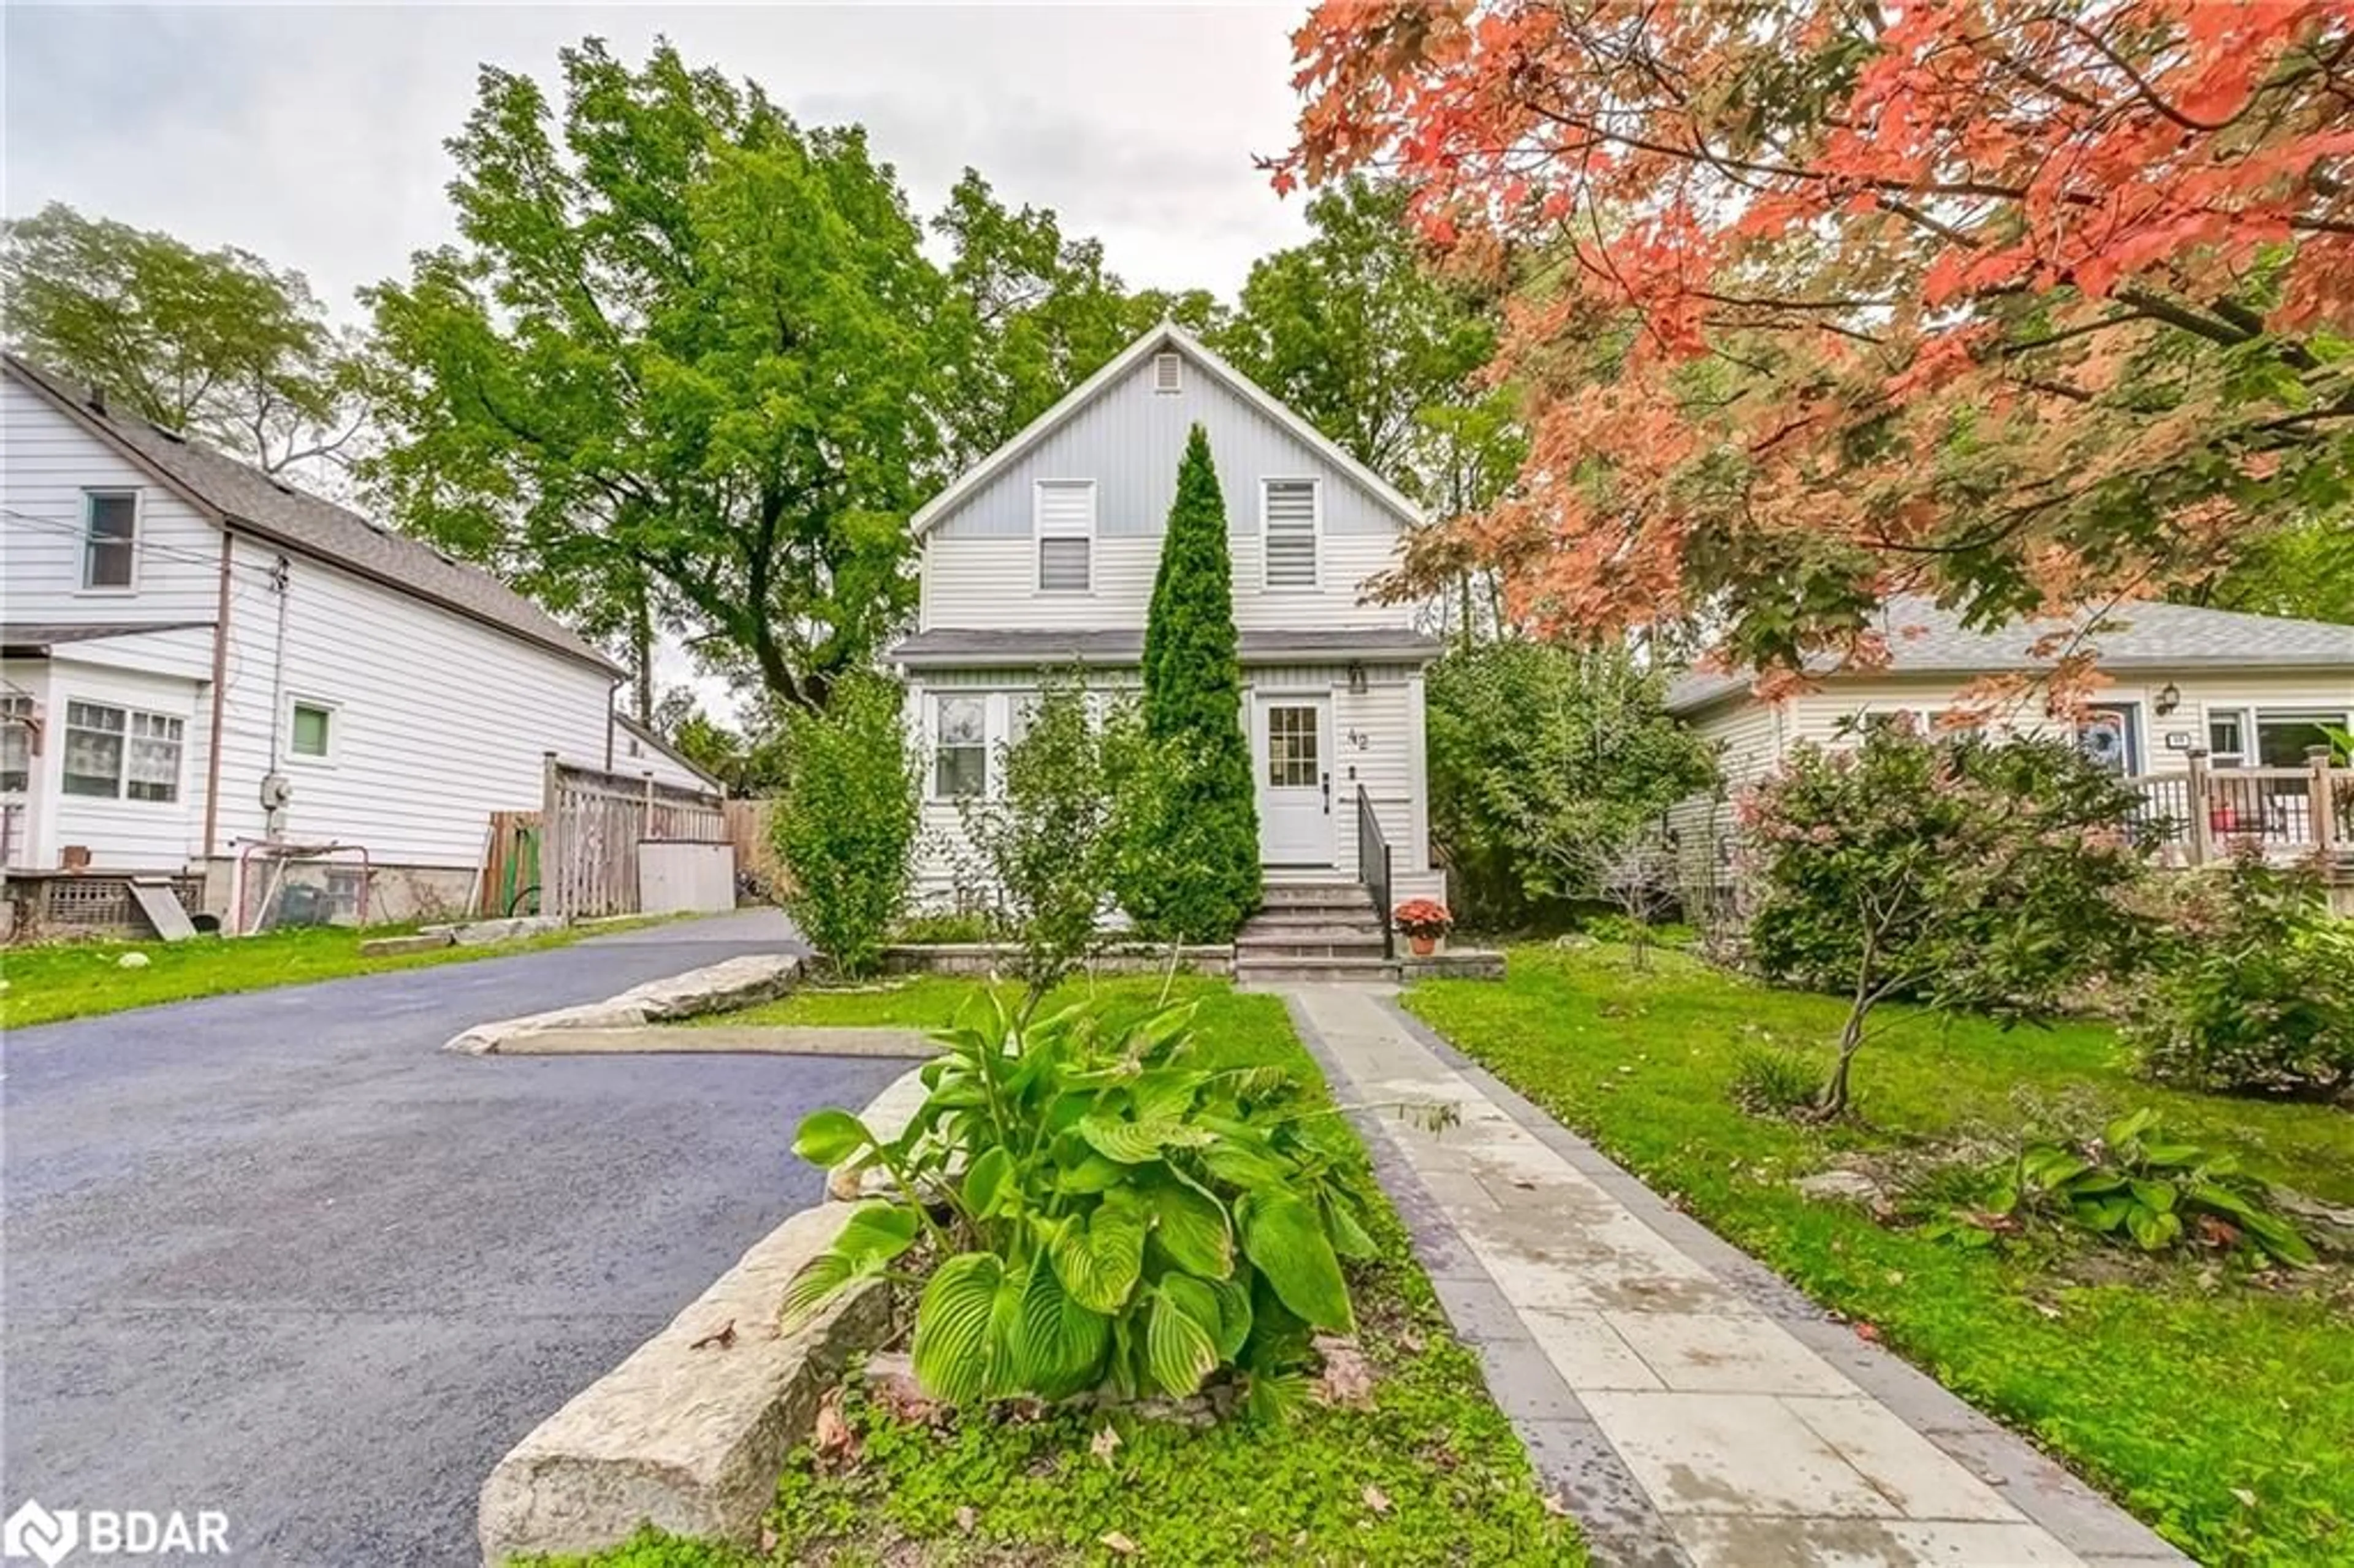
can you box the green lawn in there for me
[1407,943,2354,1567]
[541,973,1581,1568]
[0,920,647,1030]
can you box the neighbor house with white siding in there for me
[1666,597,2354,878]
[891,322,1444,914]
[1,352,638,929]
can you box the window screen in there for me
[63,701,126,796]
[1263,480,1317,588]
[1035,481,1094,592]
[84,492,137,588]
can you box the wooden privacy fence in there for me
[721,798,789,896]
[539,754,727,919]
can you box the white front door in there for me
[1256,695,1333,867]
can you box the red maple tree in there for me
[1281,1,2354,679]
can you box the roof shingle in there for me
[4,355,617,673]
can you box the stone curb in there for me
[475,1060,917,1566]
[443,953,802,1054]
[483,1024,939,1059]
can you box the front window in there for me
[60,701,181,801]
[63,701,126,796]
[1,695,32,792]
[83,491,137,589]
[2253,710,2350,769]
[934,695,987,798]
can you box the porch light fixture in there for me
[2154,682,2181,715]
[1346,661,1367,695]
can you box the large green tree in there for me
[934,170,1224,468]
[1212,177,1503,493]
[364,40,954,713]
[1123,426,1260,940]
[1,202,365,476]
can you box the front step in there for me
[1259,880,1376,907]
[1236,929,1390,959]
[1233,954,1400,985]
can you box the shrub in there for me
[891,910,994,945]
[769,672,922,978]
[958,675,1141,998]
[1744,721,2154,1116]
[2125,850,2354,1100]
[1121,426,1261,942]
[1930,1108,2314,1268]
[784,995,1377,1412]
[1425,641,1717,927]
[1727,1041,1821,1116]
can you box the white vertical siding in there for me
[921,343,1413,633]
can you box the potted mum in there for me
[1393,898,1453,957]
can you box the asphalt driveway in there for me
[2,910,914,1566]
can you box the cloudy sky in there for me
[2,1,1319,714]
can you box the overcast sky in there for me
[2,2,1318,716]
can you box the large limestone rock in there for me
[476,1204,885,1565]
[444,953,802,1052]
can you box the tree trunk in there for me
[1817,997,1870,1118]
[630,579,654,725]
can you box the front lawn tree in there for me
[1743,722,2152,1117]
[1121,426,1260,941]
[1283,3,2354,682]
[769,672,922,978]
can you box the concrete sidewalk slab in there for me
[1284,984,2190,1568]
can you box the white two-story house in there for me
[891,322,1445,912]
[0,352,648,932]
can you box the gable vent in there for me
[1263,479,1318,588]
[1152,351,1183,395]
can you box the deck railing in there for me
[2123,748,2345,864]
[1355,782,1395,959]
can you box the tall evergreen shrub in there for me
[1122,424,1261,939]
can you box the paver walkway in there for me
[1286,986,2190,1568]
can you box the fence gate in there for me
[539,754,726,919]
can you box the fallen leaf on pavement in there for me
[1852,1322,1882,1343]
[688,1320,736,1352]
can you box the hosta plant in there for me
[1934,1109,2314,1268]
[782,995,1383,1414]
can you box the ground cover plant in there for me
[1408,942,2354,1566]
[625,972,1580,1567]
[0,919,642,1030]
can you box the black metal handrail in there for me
[1355,783,1394,959]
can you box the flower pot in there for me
[1409,934,1437,957]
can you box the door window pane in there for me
[1267,706,1320,788]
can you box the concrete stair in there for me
[1234,881,1396,984]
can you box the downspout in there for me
[200,528,235,858]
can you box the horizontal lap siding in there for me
[46,658,205,867]
[2,378,223,625]
[211,538,613,866]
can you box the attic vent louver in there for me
[1152,351,1182,394]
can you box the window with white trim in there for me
[291,700,335,759]
[1262,479,1319,588]
[934,695,988,799]
[60,701,181,801]
[1035,479,1095,593]
[1152,352,1183,394]
[1,695,32,793]
[83,490,138,589]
